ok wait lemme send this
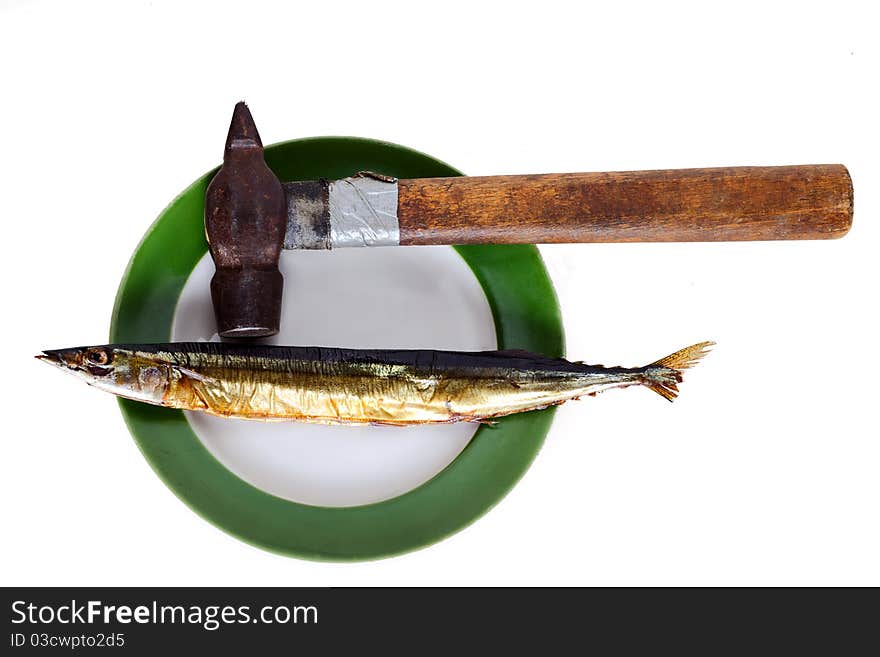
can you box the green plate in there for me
[110,137,564,560]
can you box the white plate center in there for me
[172,246,497,507]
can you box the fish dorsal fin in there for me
[492,349,547,359]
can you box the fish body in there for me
[37,342,712,425]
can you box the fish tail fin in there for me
[642,341,714,402]
[650,341,715,371]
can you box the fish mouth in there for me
[35,350,60,364]
[36,349,76,370]
[37,348,118,380]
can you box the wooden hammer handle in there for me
[397,164,852,244]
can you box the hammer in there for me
[206,102,853,338]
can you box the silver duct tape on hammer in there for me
[283,172,399,250]
[329,173,399,247]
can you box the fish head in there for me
[36,345,172,404]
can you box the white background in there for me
[1,0,877,586]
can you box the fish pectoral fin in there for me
[175,366,217,385]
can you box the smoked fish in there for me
[37,342,712,425]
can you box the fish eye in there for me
[84,348,110,366]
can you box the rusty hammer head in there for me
[205,102,286,338]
